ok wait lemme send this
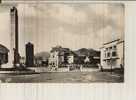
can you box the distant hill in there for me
[34,48,100,59]
[74,48,100,57]
[35,51,50,59]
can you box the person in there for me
[80,64,83,71]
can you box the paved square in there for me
[0,71,124,83]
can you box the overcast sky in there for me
[0,5,11,50]
[0,3,124,56]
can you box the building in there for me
[0,44,9,68]
[100,39,124,69]
[25,42,34,67]
[67,53,74,64]
[49,50,59,68]
[49,46,70,68]
[35,56,48,67]
[49,46,83,71]
[75,48,100,65]
[67,51,79,64]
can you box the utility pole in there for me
[110,57,113,74]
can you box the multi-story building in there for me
[48,46,69,68]
[100,39,124,69]
[49,46,101,69]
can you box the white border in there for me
[0,1,136,100]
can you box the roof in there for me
[0,44,9,54]
[68,51,78,56]
[117,40,124,44]
[103,39,120,45]
[51,46,69,53]
[100,39,124,49]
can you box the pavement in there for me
[0,70,124,83]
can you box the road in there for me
[0,71,124,83]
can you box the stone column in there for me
[10,6,20,67]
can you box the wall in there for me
[100,40,124,69]
[117,42,124,68]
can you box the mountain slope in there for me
[74,48,100,57]
[35,51,50,59]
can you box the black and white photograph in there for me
[0,3,124,83]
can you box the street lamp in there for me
[110,57,113,74]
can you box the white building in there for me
[67,55,74,64]
[100,39,124,69]
[49,51,59,68]
[48,46,70,69]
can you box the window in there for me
[109,47,112,50]
[113,45,116,49]
[105,53,106,58]
[106,48,108,51]
[107,52,110,57]
[113,45,117,50]
[112,52,117,57]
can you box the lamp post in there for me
[110,57,113,74]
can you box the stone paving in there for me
[0,70,124,83]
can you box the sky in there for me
[0,5,11,50]
[0,3,124,56]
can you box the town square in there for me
[0,3,124,83]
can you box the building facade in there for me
[67,51,79,64]
[0,44,9,68]
[100,39,124,69]
[49,51,59,68]
[49,46,69,68]
[25,42,34,67]
[49,46,100,69]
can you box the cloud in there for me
[48,4,87,25]
[18,4,37,18]
[0,6,11,49]
[15,3,124,55]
